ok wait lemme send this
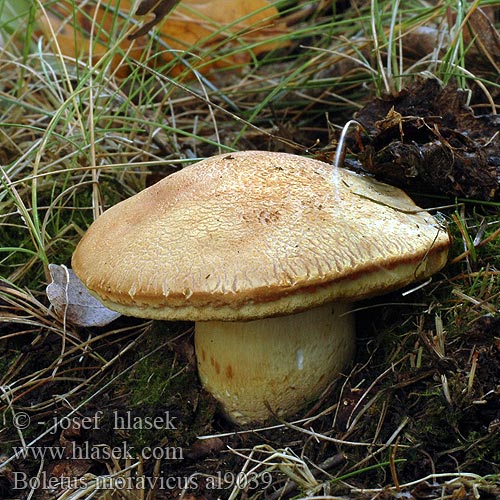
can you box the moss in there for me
[103,322,216,454]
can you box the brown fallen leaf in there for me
[465,7,500,73]
[36,0,288,78]
[147,0,288,74]
[36,1,145,78]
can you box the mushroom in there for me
[72,151,450,424]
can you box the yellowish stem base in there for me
[195,302,355,425]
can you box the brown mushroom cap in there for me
[72,151,450,321]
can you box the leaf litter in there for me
[36,0,289,78]
[348,77,500,201]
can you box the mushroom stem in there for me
[194,302,355,425]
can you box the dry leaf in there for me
[46,264,121,327]
[162,0,288,73]
[36,0,288,78]
[36,1,148,78]
[466,7,500,72]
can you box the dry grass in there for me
[1,0,500,498]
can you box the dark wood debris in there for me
[349,78,500,200]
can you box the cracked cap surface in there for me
[72,151,451,321]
